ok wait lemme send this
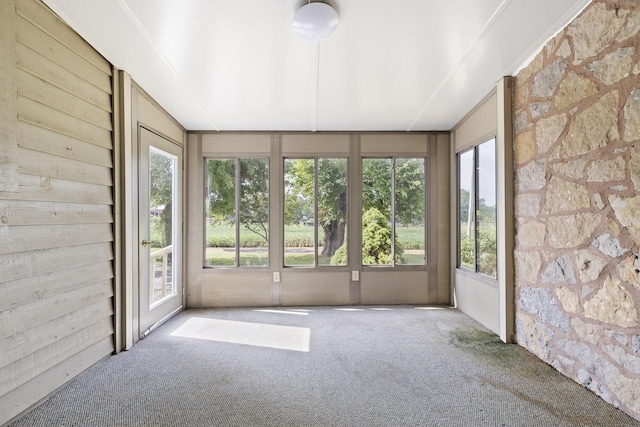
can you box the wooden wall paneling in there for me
[0,1,116,424]
[18,122,113,168]
[0,316,114,397]
[15,0,110,75]
[0,241,113,290]
[18,146,112,186]
[0,261,114,312]
[0,299,113,369]
[0,337,114,423]
[0,223,113,255]
[15,15,111,92]
[0,281,113,340]
[17,70,112,130]
[5,173,112,204]
[17,96,112,148]
[0,0,18,194]
[16,43,112,111]
[0,200,112,226]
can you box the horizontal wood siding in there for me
[0,0,115,424]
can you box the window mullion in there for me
[391,157,396,267]
[313,158,319,267]
[473,148,479,273]
[235,158,241,268]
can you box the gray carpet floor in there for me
[9,306,640,427]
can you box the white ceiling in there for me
[42,0,591,132]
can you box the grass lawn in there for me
[205,224,426,266]
[206,248,425,266]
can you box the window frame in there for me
[361,155,427,269]
[283,156,349,269]
[456,137,497,279]
[203,156,270,269]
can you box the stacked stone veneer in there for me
[513,1,640,420]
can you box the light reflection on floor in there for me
[170,317,311,352]
[254,309,309,316]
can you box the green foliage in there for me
[284,158,347,256]
[317,158,348,224]
[362,158,425,227]
[395,227,425,250]
[330,243,347,265]
[239,158,269,242]
[477,226,497,278]
[459,232,474,270]
[206,159,235,217]
[206,224,267,248]
[394,158,425,226]
[459,188,471,223]
[362,159,392,216]
[361,207,403,265]
[150,216,163,248]
[206,158,269,245]
[282,225,316,248]
[150,150,174,247]
[150,150,173,208]
[459,223,496,278]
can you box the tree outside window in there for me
[205,158,269,267]
[284,158,348,267]
[361,158,426,266]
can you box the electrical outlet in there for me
[351,270,359,281]
[273,272,280,282]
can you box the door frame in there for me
[137,126,184,337]
[116,73,187,350]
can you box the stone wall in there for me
[513,1,640,421]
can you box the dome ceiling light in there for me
[292,2,339,41]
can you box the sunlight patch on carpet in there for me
[170,317,311,352]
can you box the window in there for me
[284,158,348,267]
[361,157,426,266]
[205,158,269,267]
[458,138,497,278]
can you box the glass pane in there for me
[239,158,269,266]
[477,139,497,278]
[149,147,176,304]
[317,158,348,266]
[395,158,425,265]
[362,158,392,266]
[284,159,315,266]
[458,150,474,270]
[205,159,236,267]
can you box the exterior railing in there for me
[150,245,172,303]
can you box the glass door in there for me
[139,127,183,336]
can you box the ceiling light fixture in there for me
[292,1,339,41]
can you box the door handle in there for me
[141,240,151,247]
